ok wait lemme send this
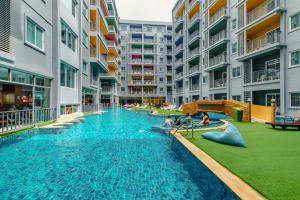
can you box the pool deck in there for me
[173,133,266,200]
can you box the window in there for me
[159,67,164,72]
[82,1,88,19]
[72,0,76,17]
[231,42,237,54]
[202,76,207,84]
[232,66,241,78]
[121,66,126,71]
[203,96,208,100]
[0,67,9,80]
[121,77,125,81]
[159,88,164,93]
[121,25,127,31]
[290,50,300,67]
[290,12,300,31]
[82,61,88,75]
[82,31,88,47]
[159,77,164,82]
[60,62,76,88]
[232,18,237,30]
[160,57,164,62]
[232,95,241,101]
[160,47,164,52]
[146,26,152,32]
[121,46,125,51]
[121,56,126,61]
[61,22,77,52]
[160,37,164,43]
[121,87,125,92]
[290,92,300,107]
[26,17,44,51]
[12,71,34,84]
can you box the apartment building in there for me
[118,20,173,104]
[0,0,120,114]
[172,0,300,115]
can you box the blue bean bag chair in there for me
[202,124,246,147]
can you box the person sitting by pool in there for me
[164,116,173,127]
[174,116,181,126]
[201,112,210,126]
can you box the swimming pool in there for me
[0,108,238,199]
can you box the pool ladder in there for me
[168,119,194,143]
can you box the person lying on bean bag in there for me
[202,124,246,147]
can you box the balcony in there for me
[167,50,172,55]
[102,86,113,93]
[247,0,280,25]
[130,28,142,32]
[252,69,280,83]
[175,72,183,80]
[174,16,184,30]
[188,30,200,42]
[209,7,228,26]
[209,29,228,47]
[188,0,200,10]
[190,84,200,91]
[176,87,183,93]
[175,59,183,67]
[90,22,97,32]
[174,30,184,42]
[167,60,172,65]
[91,77,99,87]
[131,38,142,43]
[188,65,200,75]
[131,70,142,75]
[188,48,200,60]
[189,13,200,25]
[212,78,227,88]
[90,0,97,6]
[247,30,281,54]
[129,80,143,85]
[175,44,183,54]
[130,59,142,64]
[143,91,156,96]
[131,49,142,54]
[144,59,154,65]
[144,70,154,75]
[144,49,155,54]
[167,80,173,84]
[144,38,155,43]
[208,52,228,69]
[167,70,173,75]
[144,80,156,85]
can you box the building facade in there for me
[0,0,120,115]
[119,20,173,105]
[172,0,300,115]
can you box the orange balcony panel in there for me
[189,3,200,19]
[90,10,97,22]
[246,14,280,39]
[100,42,108,54]
[90,36,97,46]
[209,0,227,16]
[100,18,108,36]
[246,0,266,13]
[108,63,118,71]
[176,4,185,18]
[108,47,118,57]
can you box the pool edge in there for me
[174,133,266,200]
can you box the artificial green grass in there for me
[184,122,300,200]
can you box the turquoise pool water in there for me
[0,108,237,199]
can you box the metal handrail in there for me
[247,0,279,24]
[0,108,57,134]
[210,7,227,25]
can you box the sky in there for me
[115,0,177,22]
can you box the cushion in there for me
[202,124,246,147]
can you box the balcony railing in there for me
[213,78,227,88]
[102,86,113,92]
[188,30,200,41]
[175,30,184,41]
[247,0,279,24]
[190,84,200,91]
[144,59,154,64]
[90,22,97,31]
[175,16,184,28]
[175,59,183,66]
[175,44,183,53]
[252,69,280,83]
[209,29,227,46]
[129,91,143,95]
[129,80,143,85]
[188,0,199,9]
[144,80,156,85]
[247,30,281,53]
[130,28,142,32]
[209,7,227,25]
[90,47,97,58]
[175,72,183,79]
[91,77,98,86]
[144,49,155,53]
[100,54,108,66]
[188,48,200,59]
[108,26,116,33]
[0,108,57,134]
[131,70,142,75]
[189,13,200,24]
[209,52,227,67]
[167,80,173,84]
[90,0,97,6]
[189,65,200,74]
[131,39,142,43]
[131,49,142,54]
[176,87,183,93]
[83,104,103,113]
[144,70,154,75]
[167,70,173,75]
[130,59,142,64]
[144,39,155,43]
[167,50,172,55]
[107,10,115,16]
[167,60,172,65]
